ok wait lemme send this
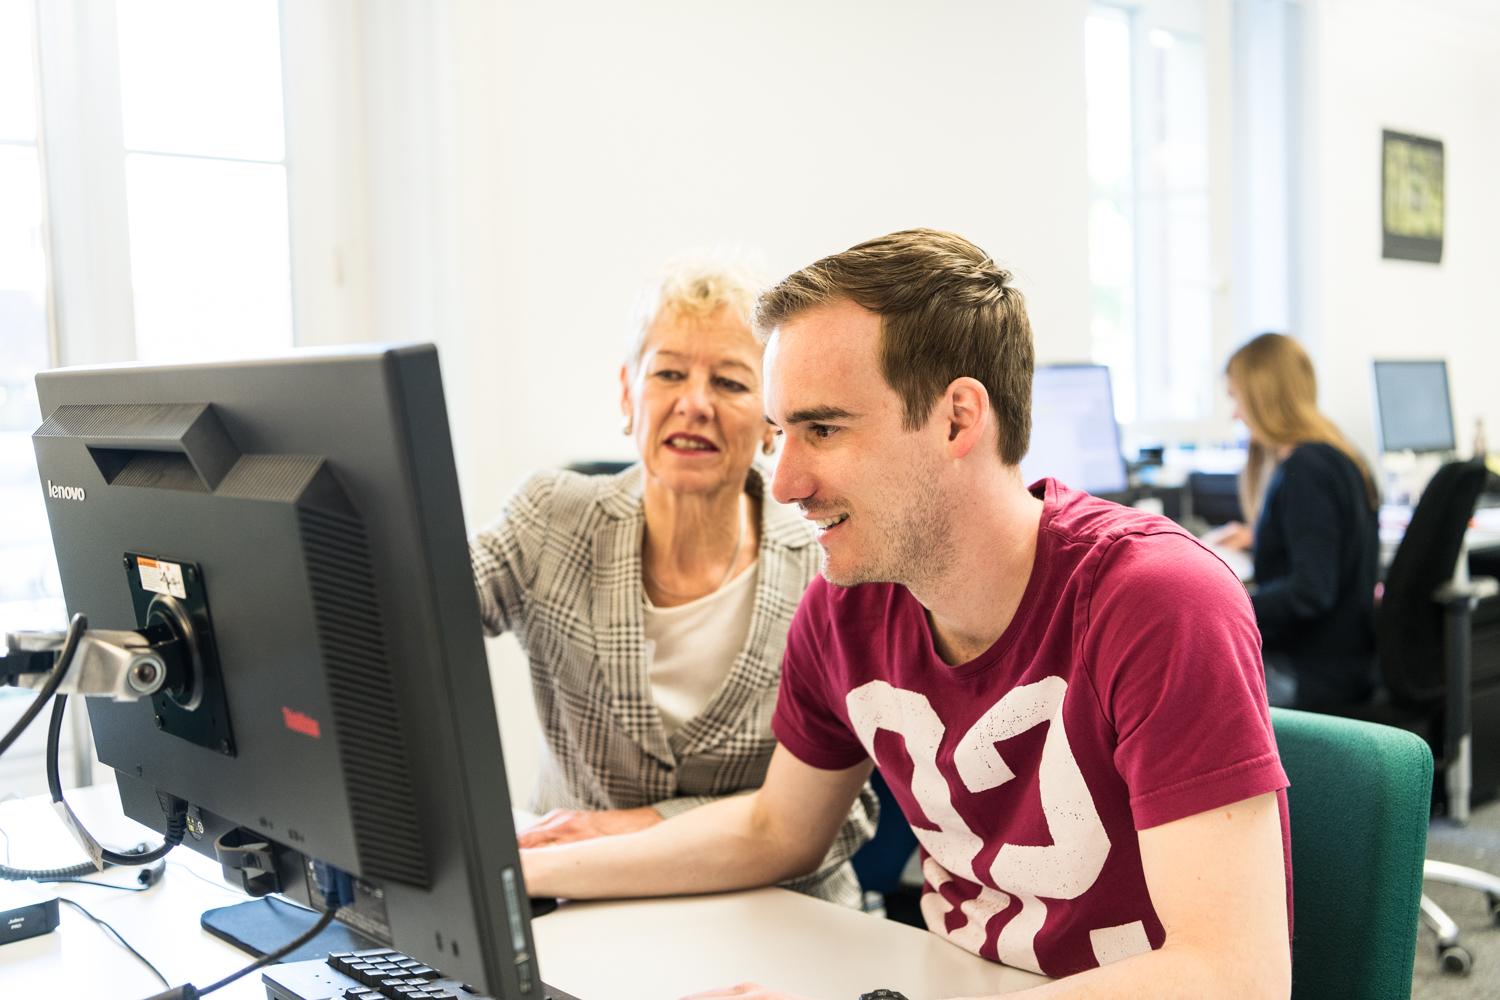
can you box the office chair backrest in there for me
[1271,708,1431,1000]
[1379,459,1489,703]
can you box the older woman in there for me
[470,252,876,906]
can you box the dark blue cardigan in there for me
[1251,442,1379,708]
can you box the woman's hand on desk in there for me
[516,806,663,848]
[1201,521,1253,551]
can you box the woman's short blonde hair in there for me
[624,250,767,375]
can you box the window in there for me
[1,0,296,795]
[0,0,63,632]
[1086,2,1215,431]
[116,0,293,363]
[0,0,73,796]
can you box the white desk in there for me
[2,785,1047,1000]
[0,783,267,999]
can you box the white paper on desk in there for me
[52,798,107,871]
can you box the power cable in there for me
[0,613,85,758]
[58,897,171,989]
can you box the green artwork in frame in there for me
[1382,129,1444,263]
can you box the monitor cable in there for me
[140,904,340,1000]
[2,693,189,881]
[58,896,171,990]
[0,612,85,759]
[45,692,187,866]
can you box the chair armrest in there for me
[1434,576,1498,604]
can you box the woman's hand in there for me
[1201,521,1253,551]
[517,806,664,848]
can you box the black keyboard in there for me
[260,945,582,1000]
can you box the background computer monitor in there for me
[32,344,538,997]
[1020,364,1129,495]
[1372,359,1456,453]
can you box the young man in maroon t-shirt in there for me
[523,230,1292,999]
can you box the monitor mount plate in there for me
[123,552,236,757]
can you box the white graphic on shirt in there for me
[920,855,1011,955]
[1090,920,1152,967]
[846,681,985,882]
[847,676,1113,975]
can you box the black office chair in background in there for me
[1340,457,1500,972]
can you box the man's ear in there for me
[941,377,991,459]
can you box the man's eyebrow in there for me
[783,405,857,425]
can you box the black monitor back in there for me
[32,344,538,996]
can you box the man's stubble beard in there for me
[820,453,957,591]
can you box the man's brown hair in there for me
[754,229,1033,464]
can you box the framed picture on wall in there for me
[1382,129,1444,263]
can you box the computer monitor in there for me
[31,345,538,997]
[1372,359,1456,454]
[1020,364,1129,495]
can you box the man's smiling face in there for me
[764,298,956,588]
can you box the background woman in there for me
[1210,333,1380,709]
[470,252,876,906]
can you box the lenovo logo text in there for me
[47,480,85,501]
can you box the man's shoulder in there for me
[1040,482,1243,598]
[1042,480,1189,543]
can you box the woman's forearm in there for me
[521,789,820,899]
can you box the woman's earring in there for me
[762,439,776,456]
[622,415,633,436]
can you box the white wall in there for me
[1302,0,1500,465]
[284,1,1095,803]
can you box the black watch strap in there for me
[858,992,910,1000]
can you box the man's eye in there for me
[811,424,838,440]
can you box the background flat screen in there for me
[1374,359,1455,453]
[1021,364,1128,495]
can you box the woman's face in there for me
[621,305,775,497]
[1227,378,1257,442]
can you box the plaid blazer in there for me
[470,464,877,906]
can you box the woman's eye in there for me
[653,369,684,381]
[715,377,748,392]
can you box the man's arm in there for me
[684,791,1289,1000]
[522,745,872,899]
[998,790,1289,1000]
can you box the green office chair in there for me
[1272,708,1432,999]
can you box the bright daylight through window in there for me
[0,0,61,634]
[1086,2,1213,431]
[117,0,293,364]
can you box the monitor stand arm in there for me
[4,621,194,705]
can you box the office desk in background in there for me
[0,785,1048,1000]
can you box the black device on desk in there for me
[27,345,545,998]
